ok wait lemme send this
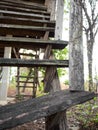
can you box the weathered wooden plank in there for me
[0,90,95,130]
[0,10,50,20]
[0,36,68,49]
[0,0,47,11]
[0,58,69,67]
[0,24,54,37]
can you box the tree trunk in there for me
[86,34,94,91]
[69,0,84,90]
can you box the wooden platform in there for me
[0,90,95,130]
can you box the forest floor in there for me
[6,88,98,130]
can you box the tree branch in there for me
[81,1,92,27]
[94,26,98,38]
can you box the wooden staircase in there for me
[0,0,68,97]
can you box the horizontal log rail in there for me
[0,58,69,67]
[0,90,95,130]
[0,36,68,49]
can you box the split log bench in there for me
[0,90,95,130]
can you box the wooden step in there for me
[0,16,55,27]
[0,90,95,130]
[0,10,50,20]
[0,36,68,49]
[0,24,54,37]
[0,4,49,15]
[16,76,34,78]
[0,58,69,67]
[16,86,33,88]
[16,81,34,83]
[0,0,47,11]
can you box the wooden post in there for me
[0,47,11,105]
[45,0,68,130]
[55,0,64,40]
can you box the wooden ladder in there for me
[16,49,40,98]
[0,0,68,98]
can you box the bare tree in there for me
[81,0,98,91]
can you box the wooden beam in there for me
[0,90,95,130]
[0,36,68,49]
[0,58,69,67]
